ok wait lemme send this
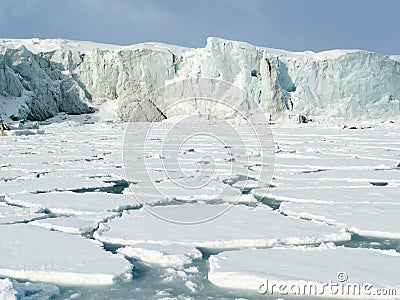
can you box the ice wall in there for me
[0,37,399,121]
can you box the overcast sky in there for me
[0,0,399,54]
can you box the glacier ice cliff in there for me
[0,37,399,122]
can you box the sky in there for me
[0,0,399,54]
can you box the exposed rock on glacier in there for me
[0,38,399,121]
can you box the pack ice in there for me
[0,224,132,285]
[209,245,400,299]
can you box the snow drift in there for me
[0,37,399,122]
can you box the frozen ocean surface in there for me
[0,115,399,299]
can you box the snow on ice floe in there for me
[252,185,400,204]
[0,279,16,300]
[269,169,400,189]
[280,202,400,239]
[0,224,132,285]
[208,244,400,299]
[0,175,114,195]
[118,243,202,268]
[94,204,350,250]
[129,182,256,205]
[29,215,103,235]
[0,202,45,224]
[4,192,140,216]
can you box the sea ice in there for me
[118,243,202,267]
[0,203,45,224]
[253,186,400,204]
[94,204,350,249]
[0,279,16,300]
[30,215,102,235]
[280,201,400,239]
[209,245,400,299]
[4,192,140,216]
[0,224,132,285]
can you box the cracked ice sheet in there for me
[94,204,350,250]
[280,202,400,239]
[0,175,114,194]
[208,245,400,299]
[273,169,400,187]
[0,203,45,224]
[253,186,400,204]
[272,127,399,169]
[4,192,141,215]
[118,243,202,268]
[261,170,400,192]
[29,215,105,235]
[0,224,132,285]
[130,182,256,204]
[274,156,396,171]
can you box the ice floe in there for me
[280,201,400,239]
[0,224,132,285]
[0,279,16,300]
[95,204,350,249]
[0,203,45,224]
[118,243,202,268]
[4,192,140,216]
[209,245,400,299]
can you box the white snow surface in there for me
[390,55,400,62]
[280,202,400,239]
[209,245,400,299]
[5,192,140,216]
[95,204,350,249]
[118,243,202,268]
[0,279,16,300]
[30,215,102,235]
[0,203,45,224]
[0,224,132,285]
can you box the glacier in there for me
[0,37,399,122]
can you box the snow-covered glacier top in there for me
[0,38,191,56]
[390,55,400,62]
[0,37,399,122]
